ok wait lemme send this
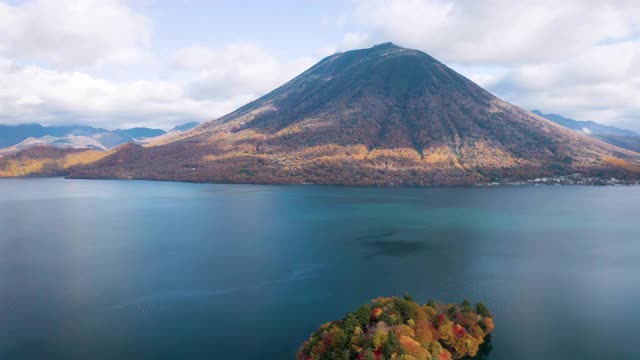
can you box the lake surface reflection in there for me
[1,178,639,359]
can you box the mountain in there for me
[0,123,49,148]
[531,110,640,152]
[0,124,110,148]
[136,121,201,146]
[0,135,107,153]
[44,125,107,137]
[4,44,640,184]
[114,127,166,139]
[169,121,199,132]
[531,110,637,136]
[0,123,192,154]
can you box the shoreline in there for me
[1,174,639,188]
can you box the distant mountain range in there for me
[0,122,199,154]
[1,43,638,183]
[531,110,640,153]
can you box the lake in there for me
[1,178,639,359]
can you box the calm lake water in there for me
[1,178,639,359]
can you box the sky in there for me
[1,0,639,131]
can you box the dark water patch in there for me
[356,231,395,240]
[361,239,430,258]
[356,229,434,258]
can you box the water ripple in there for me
[111,263,327,312]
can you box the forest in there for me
[297,296,494,360]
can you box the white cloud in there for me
[352,0,638,65]
[0,42,316,129]
[0,0,150,68]
[486,41,640,129]
[172,43,316,100]
[0,59,247,129]
[0,0,318,130]
[347,0,640,130]
[339,32,372,51]
[318,32,373,58]
[2,0,640,133]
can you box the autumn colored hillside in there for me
[0,146,108,177]
[3,43,640,184]
[297,296,494,360]
[64,43,639,185]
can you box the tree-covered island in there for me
[298,296,494,360]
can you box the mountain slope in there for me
[591,134,640,153]
[114,127,166,139]
[531,110,637,136]
[532,110,640,152]
[0,146,108,177]
[170,122,199,132]
[30,44,640,184]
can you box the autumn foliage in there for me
[0,146,108,177]
[62,44,640,185]
[297,296,494,360]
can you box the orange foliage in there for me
[483,317,495,333]
[399,335,430,360]
[603,157,640,172]
[297,296,494,360]
[0,146,108,177]
[393,324,415,338]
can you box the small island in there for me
[297,296,494,360]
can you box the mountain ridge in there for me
[531,110,637,136]
[531,110,640,153]
[0,121,199,154]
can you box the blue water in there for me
[1,178,639,359]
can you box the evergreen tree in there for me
[341,349,351,360]
[355,304,372,327]
[427,298,436,309]
[365,349,375,360]
[343,314,358,334]
[394,298,418,322]
[383,329,404,357]
[461,299,472,313]
[476,303,492,317]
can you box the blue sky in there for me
[1,0,639,131]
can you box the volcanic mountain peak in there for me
[10,44,640,185]
[197,43,497,146]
